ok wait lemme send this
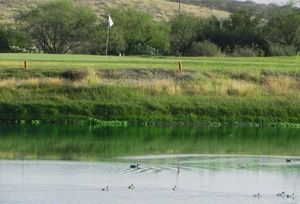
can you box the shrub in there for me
[189,41,221,56]
[232,46,259,57]
[61,70,87,81]
[131,44,158,56]
[269,44,298,56]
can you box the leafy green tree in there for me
[0,23,10,52]
[0,23,31,52]
[222,10,267,53]
[17,0,96,54]
[198,11,267,55]
[198,16,225,49]
[109,8,170,55]
[89,9,170,55]
[265,7,300,51]
[87,26,126,55]
[170,14,201,55]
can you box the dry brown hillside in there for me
[0,0,229,21]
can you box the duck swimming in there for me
[172,186,177,191]
[253,193,262,198]
[130,164,140,169]
[128,184,135,190]
[276,192,285,197]
[286,158,293,163]
[286,193,295,199]
[101,186,109,191]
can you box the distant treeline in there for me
[0,0,300,56]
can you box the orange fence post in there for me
[24,60,27,70]
[178,61,183,73]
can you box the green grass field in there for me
[0,53,300,125]
[0,53,300,71]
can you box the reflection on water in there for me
[0,155,299,204]
[0,124,300,160]
[1,125,300,203]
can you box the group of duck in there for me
[253,192,295,199]
[252,159,297,199]
[101,184,136,192]
[101,186,296,200]
[101,163,296,200]
[101,164,177,192]
[101,184,176,192]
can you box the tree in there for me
[17,0,96,54]
[88,9,170,55]
[0,23,31,52]
[265,7,300,49]
[87,26,126,55]
[221,10,267,53]
[170,14,201,55]
[110,8,170,55]
[0,23,10,52]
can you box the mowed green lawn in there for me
[0,53,299,71]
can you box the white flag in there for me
[108,15,114,27]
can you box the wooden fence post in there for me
[24,60,27,70]
[178,61,183,73]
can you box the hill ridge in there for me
[0,0,230,21]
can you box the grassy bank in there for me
[0,54,300,124]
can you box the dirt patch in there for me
[100,68,195,81]
[60,70,87,81]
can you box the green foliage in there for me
[220,10,267,53]
[231,46,259,57]
[2,4,300,56]
[0,54,299,123]
[88,118,128,127]
[269,43,298,56]
[0,93,300,124]
[0,23,31,52]
[189,41,221,56]
[0,24,11,52]
[265,7,300,53]
[170,13,201,55]
[17,0,96,54]
[169,11,268,56]
[90,8,170,55]
[87,25,126,55]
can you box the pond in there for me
[0,125,299,203]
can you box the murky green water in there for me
[0,125,300,204]
[0,124,300,160]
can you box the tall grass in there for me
[0,55,299,123]
[0,69,298,97]
[264,75,298,96]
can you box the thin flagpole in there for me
[105,23,110,56]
